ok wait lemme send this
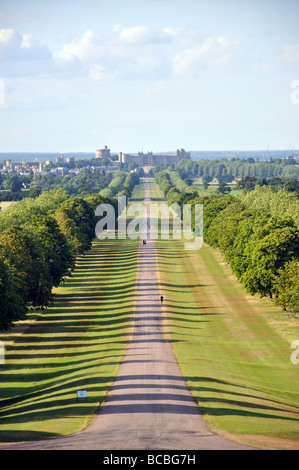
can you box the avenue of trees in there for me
[99,171,140,200]
[154,170,198,206]
[155,168,299,316]
[1,153,298,327]
[0,171,139,330]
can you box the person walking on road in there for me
[160,294,164,305]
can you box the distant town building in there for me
[50,167,69,176]
[118,149,191,166]
[96,146,110,159]
[56,156,64,164]
[66,156,75,164]
[88,165,118,173]
[3,160,40,174]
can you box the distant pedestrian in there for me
[160,295,164,305]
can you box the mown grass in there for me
[2,178,299,449]
[150,178,299,450]
[0,201,16,211]
[190,177,240,195]
[0,193,140,443]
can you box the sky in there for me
[0,0,299,153]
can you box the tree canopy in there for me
[0,170,140,329]
[155,168,299,315]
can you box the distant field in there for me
[0,201,16,211]
[191,177,240,195]
[149,177,299,450]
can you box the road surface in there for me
[1,180,254,450]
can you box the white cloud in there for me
[0,27,241,82]
[21,34,37,49]
[0,28,51,60]
[53,28,171,80]
[111,24,172,45]
[0,28,52,76]
[172,36,240,77]
[0,29,24,60]
[53,30,100,62]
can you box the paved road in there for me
[1,181,254,450]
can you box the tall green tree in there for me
[273,259,299,314]
[242,225,299,298]
[0,226,53,309]
[24,214,75,287]
[3,174,23,192]
[207,202,249,257]
[56,197,95,254]
[216,182,231,194]
[0,259,27,330]
[201,194,235,244]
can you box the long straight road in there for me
[2,180,253,450]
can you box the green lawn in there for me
[0,202,140,443]
[190,177,240,195]
[149,177,299,450]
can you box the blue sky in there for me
[0,0,298,153]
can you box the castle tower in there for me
[96,145,110,159]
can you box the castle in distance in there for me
[95,146,191,166]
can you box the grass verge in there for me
[0,215,139,444]
[150,178,299,450]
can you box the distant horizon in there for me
[0,148,298,154]
[0,148,298,162]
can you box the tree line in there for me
[0,171,139,330]
[176,156,299,182]
[236,175,299,197]
[155,169,299,316]
[0,168,114,201]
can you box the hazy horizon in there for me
[1,149,297,164]
[0,0,298,153]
